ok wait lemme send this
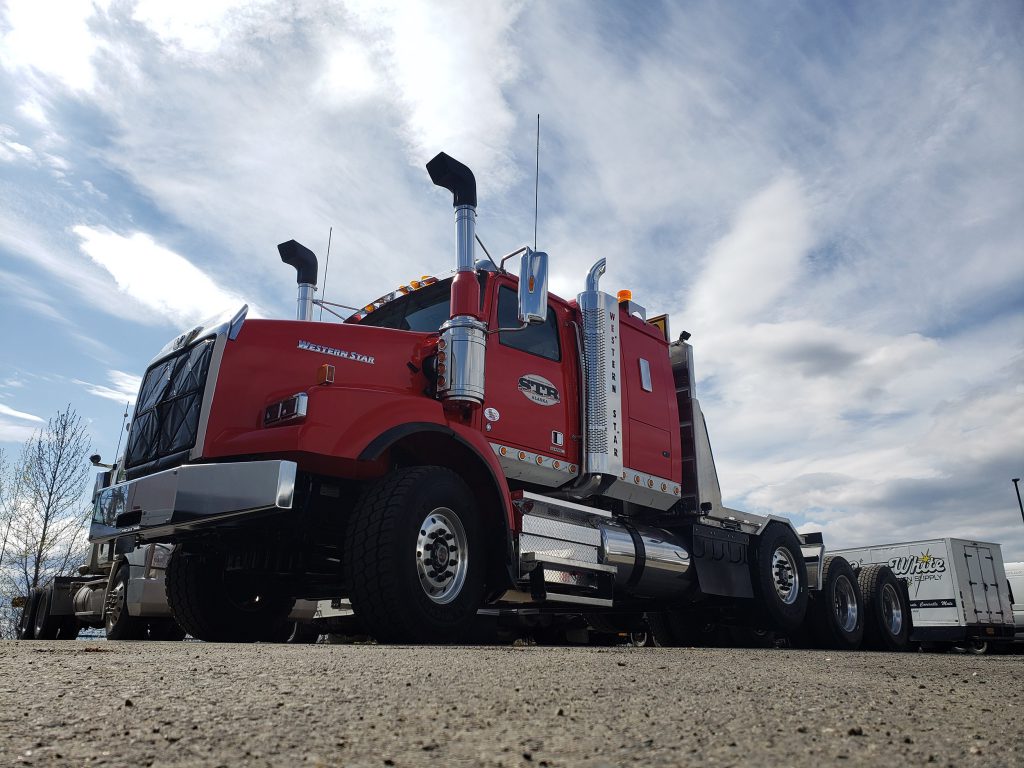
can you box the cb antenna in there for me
[113,400,129,461]
[534,113,540,251]
[319,226,333,321]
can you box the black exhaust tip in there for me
[426,152,477,208]
[278,240,318,285]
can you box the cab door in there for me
[482,278,580,488]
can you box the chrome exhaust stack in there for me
[278,240,318,321]
[427,152,487,405]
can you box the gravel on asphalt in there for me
[1,641,1021,767]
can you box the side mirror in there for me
[518,249,549,325]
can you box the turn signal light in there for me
[317,364,335,385]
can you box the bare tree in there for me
[0,406,92,638]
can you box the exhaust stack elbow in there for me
[278,240,318,321]
[427,151,486,406]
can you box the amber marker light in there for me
[617,289,633,302]
[317,364,335,385]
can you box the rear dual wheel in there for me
[753,525,808,634]
[17,588,43,640]
[858,564,911,651]
[807,556,864,650]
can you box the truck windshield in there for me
[357,277,454,332]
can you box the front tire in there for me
[165,545,294,642]
[343,466,486,644]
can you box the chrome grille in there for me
[124,339,214,476]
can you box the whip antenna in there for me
[113,400,129,461]
[534,114,540,251]
[319,226,333,321]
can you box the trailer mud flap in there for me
[691,523,754,598]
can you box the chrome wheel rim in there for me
[416,507,468,605]
[881,583,903,635]
[105,579,125,628]
[833,575,858,633]
[771,546,799,605]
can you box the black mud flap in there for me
[692,523,754,598]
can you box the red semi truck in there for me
[87,152,904,647]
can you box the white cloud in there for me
[73,225,251,326]
[346,0,524,187]
[0,403,44,422]
[74,370,142,405]
[131,0,277,55]
[0,0,110,92]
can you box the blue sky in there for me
[1,0,1022,557]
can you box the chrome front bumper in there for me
[91,460,297,542]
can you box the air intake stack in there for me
[427,152,487,405]
[278,240,319,321]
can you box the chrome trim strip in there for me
[519,490,612,519]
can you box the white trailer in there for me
[833,538,1015,651]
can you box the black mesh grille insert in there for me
[124,339,215,473]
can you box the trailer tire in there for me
[33,587,63,640]
[56,615,81,640]
[858,564,911,651]
[808,556,864,650]
[343,466,486,644]
[165,545,294,642]
[105,566,148,641]
[17,588,43,640]
[752,525,808,634]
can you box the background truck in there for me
[834,538,1015,653]
[79,150,906,649]
[16,533,184,641]
[1000,561,1023,648]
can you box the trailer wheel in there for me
[56,615,81,640]
[343,466,486,644]
[808,556,864,650]
[858,564,911,651]
[105,566,148,640]
[165,545,295,642]
[752,525,808,634]
[17,588,43,640]
[33,587,64,640]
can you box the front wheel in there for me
[343,466,486,644]
[165,545,295,642]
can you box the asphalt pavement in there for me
[1,641,1021,767]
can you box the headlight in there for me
[263,393,308,426]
